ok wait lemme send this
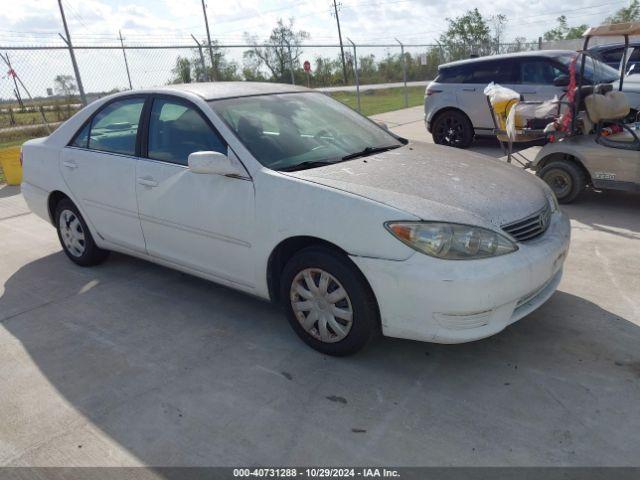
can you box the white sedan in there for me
[21,82,570,356]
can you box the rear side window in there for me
[147,98,226,166]
[597,47,624,65]
[437,65,471,83]
[437,60,514,84]
[88,97,145,156]
[71,123,90,148]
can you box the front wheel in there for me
[539,160,586,204]
[432,110,474,148]
[280,247,379,356]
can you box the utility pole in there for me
[201,0,216,81]
[332,0,348,84]
[57,0,86,105]
[119,30,133,90]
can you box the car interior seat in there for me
[584,89,639,150]
[237,116,283,163]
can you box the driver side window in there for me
[147,98,226,166]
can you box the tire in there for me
[538,160,586,204]
[432,110,474,148]
[54,198,109,266]
[280,247,379,356]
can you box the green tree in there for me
[194,41,241,81]
[53,74,77,98]
[171,56,192,84]
[53,74,77,115]
[438,9,492,60]
[606,0,640,23]
[543,16,588,41]
[244,18,310,82]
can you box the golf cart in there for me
[493,22,640,203]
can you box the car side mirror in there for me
[553,75,570,87]
[188,151,242,176]
[375,120,390,131]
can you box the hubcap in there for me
[290,268,353,343]
[59,209,86,257]
[543,169,572,199]
[435,115,463,146]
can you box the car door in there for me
[135,95,255,288]
[512,57,566,102]
[60,96,147,253]
[455,59,516,132]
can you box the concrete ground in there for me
[1,109,639,467]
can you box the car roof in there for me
[439,50,575,69]
[589,41,640,51]
[148,81,311,101]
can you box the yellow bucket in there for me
[0,146,22,185]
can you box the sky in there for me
[0,0,632,46]
[0,0,633,97]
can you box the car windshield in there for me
[558,54,619,84]
[209,92,402,171]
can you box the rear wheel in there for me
[539,160,586,204]
[280,247,378,356]
[432,110,474,148]
[55,198,109,266]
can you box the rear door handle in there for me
[63,160,78,169]
[520,91,537,95]
[137,177,159,187]
[462,88,476,92]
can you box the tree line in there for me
[169,0,638,86]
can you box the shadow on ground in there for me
[1,250,640,466]
[0,184,19,199]
[562,189,640,238]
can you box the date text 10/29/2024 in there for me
[233,468,401,478]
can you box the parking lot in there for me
[1,107,639,466]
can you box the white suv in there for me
[424,50,621,148]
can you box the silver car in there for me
[424,50,638,148]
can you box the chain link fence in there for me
[0,40,541,132]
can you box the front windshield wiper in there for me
[277,144,402,172]
[277,160,337,172]
[341,144,401,161]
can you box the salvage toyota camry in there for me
[20,82,570,355]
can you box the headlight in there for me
[385,222,518,260]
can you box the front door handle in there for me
[462,88,476,92]
[63,160,78,169]
[137,177,159,187]
[520,91,537,95]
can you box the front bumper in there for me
[351,211,571,343]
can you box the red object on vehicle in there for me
[303,60,311,73]
[558,54,578,134]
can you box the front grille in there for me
[501,204,551,242]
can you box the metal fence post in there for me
[57,0,86,105]
[395,38,408,108]
[347,38,360,112]
[119,31,133,90]
[191,35,209,81]
[287,43,295,85]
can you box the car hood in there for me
[285,142,549,230]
